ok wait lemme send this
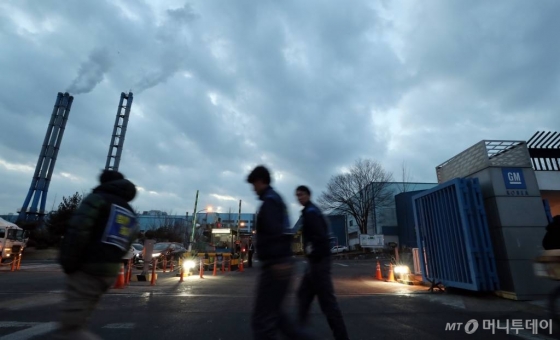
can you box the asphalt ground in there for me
[1,257,559,339]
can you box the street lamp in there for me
[237,221,245,238]
[205,206,213,226]
[188,207,211,251]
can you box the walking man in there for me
[295,185,349,340]
[247,165,314,340]
[54,170,139,339]
[247,239,254,268]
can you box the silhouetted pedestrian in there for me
[295,185,349,340]
[54,170,139,339]
[247,166,314,340]
[247,239,254,268]
[543,215,560,250]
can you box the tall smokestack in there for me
[18,92,74,223]
[105,92,133,171]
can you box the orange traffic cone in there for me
[213,260,217,276]
[387,263,396,282]
[375,261,383,280]
[239,258,244,272]
[113,263,126,289]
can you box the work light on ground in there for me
[183,260,196,272]
[394,265,410,280]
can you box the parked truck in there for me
[0,217,28,262]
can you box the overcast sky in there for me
[1,0,558,224]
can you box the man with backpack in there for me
[54,170,139,339]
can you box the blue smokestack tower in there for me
[18,92,74,223]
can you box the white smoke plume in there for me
[67,47,113,95]
[134,4,199,94]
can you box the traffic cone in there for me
[125,260,132,285]
[387,263,396,282]
[113,264,126,289]
[213,260,217,276]
[375,261,383,280]
[239,258,244,272]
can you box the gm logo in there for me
[501,168,526,190]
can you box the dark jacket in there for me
[59,179,138,276]
[301,201,332,262]
[543,216,560,250]
[255,186,293,263]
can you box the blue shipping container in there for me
[412,178,499,292]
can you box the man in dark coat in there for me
[54,170,139,339]
[247,239,255,268]
[247,165,314,340]
[296,185,349,340]
[543,215,560,250]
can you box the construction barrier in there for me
[386,263,396,282]
[412,248,422,275]
[13,254,22,272]
[222,254,232,272]
[178,257,184,282]
[375,261,383,280]
[125,259,133,285]
[113,263,126,289]
[151,259,158,286]
[191,252,246,276]
[0,254,22,271]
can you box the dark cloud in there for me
[0,0,557,222]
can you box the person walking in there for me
[543,215,560,250]
[247,165,314,340]
[247,239,255,268]
[54,170,139,339]
[295,185,349,340]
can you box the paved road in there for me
[0,258,559,339]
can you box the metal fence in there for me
[412,178,500,292]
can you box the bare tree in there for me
[318,158,394,235]
[396,160,413,193]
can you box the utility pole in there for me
[188,190,199,252]
[232,200,242,252]
[183,211,189,248]
[237,199,242,242]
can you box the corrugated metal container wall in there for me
[381,226,398,235]
[327,215,347,247]
[395,190,426,248]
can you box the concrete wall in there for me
[467,166,556,300]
